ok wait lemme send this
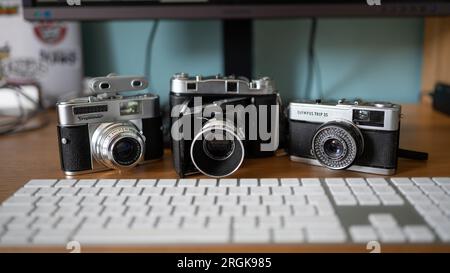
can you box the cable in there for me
[144,20,160,83]
[304,17,317,99]
[0,83,49,135]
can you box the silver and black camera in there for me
[288,99,401,175]
[170,73,280,178]
[56,74,164,175]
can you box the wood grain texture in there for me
[422,17,450,101]
[0,102,449,252]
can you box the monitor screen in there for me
[22,0,450,20]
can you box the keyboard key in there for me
[98,187,121,196]
[14,187,38,196]
[157,179,176,187]
[198,179,217,187]
[404,225,435,243]
[280,178,300,186]
[333,195,357,206]
[178,179,197,187]
[141,187,163,196]
[249,187,270,196]
[75,179,97,187]
[412,177,435,185]
[185,187,206,196]
[56,187,79,196]
[260,178,279,186]
[172,205,196,216]
[228,187,248,196]
[306,228,346,243]
[301,178,321,186]
[24,179,57,188]
[116,179,137,187]
[54,179,77,187]
[219,179,238,187]
[95,179,117,187]
[366,178,388,186]
[136,179,157,187]
[232,228,270,243]
[273,228,304,243]
[163,187,184,196]
[120,187,142,196]
[371,185,395,195]
[377,227,406,243]
[324,178,345,186]
[207,187,227,196]
[194,196,215,205]
[171,196,193,205]
[77,187,100,196]
[345,178,367,185]
[239,179,258,186]
[356,194,380,206]
[369,213,398,228]
[379,194,404,206]
[349,225,378,243]
[35,188,58,196]
[328,185,352,195]
[390,177,413,185]
[433,177,450,185]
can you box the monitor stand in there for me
[223,19,253,79]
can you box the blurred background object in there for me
[0,0,83,108]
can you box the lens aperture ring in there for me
[312,122,363,170]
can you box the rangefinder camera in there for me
[288,99,401,175]
[170,73,280,178]
[56,74,164,175]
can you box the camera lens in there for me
[323,138,345,159]
[203,133,235,161]
[191,119,244,178]
[312,121,364,170]
[112,137,141,166]
[91,122,145,170]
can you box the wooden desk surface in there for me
[1,102,449,252]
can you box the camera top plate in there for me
[170,73,276,95]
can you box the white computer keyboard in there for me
[0,177,449,246]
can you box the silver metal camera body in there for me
[170,73,280,178]
[288,99,401,175]
[170,73,276,95]
[56,75,164,175]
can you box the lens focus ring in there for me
[312,121,364,170]
[91,122,145,170]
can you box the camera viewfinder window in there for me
[120,101,141,116]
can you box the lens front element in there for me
[312,121,364,170]
[92,122,145,170]
[191,119,244,178]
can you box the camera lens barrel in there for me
[190,119,245,178]
[91,122,146,170]
[312,121,364,170]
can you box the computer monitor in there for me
[22,1,450,20]
[21,0,450,78]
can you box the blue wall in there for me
[82,18,423,105]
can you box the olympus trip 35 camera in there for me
[288,99,401,175]
[170,73,280,178]
[56,74,164,175]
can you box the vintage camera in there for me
[170,73,280,178]
[56,74,164,175]
[288,99,401,175]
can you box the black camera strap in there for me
[398,148,429,161]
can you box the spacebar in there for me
[73,228,230,244]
